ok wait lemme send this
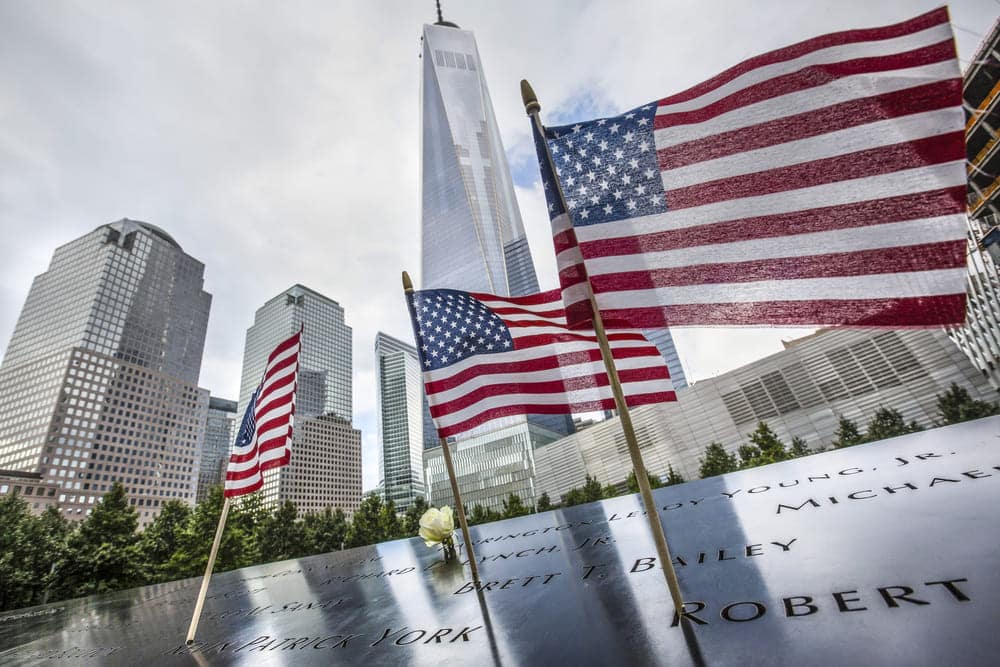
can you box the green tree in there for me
[601,483,619,499]
[138,499,192,583]
[32,506,72,604]
[789,436,810,458]
[581,475,604,503]
[562,487,584,507]
[378,499,404,542]
[501,493,530,518]
[832,416,863,448]
[737,443,761,468]
[536,492,553,512]
[468,504,501,525]
[664,465,685,486]
[58,482,142,598]
[257,500,307,562]
[402,497,430,536]
[345,493,385,548]
[863,407,923,442]
[0,492,37,611]
[698,442,739,478]
[739,422,789,468]
[627,471,663,494]
[936,383,999,424]
[164,487,256,580]
[303,507,348,554]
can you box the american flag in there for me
[534,8,968,330]
[406,288,675,438]
[224,329,301,497]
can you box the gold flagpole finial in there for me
[402,270,414,293]
[520,79,540,115]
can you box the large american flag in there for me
[224,329,301,497]
[535,8,968,329]
[406,288,675,438]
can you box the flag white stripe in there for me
[593,268,966,308]
[474,298,569,316]
[654,59,959,149]
[661,107,963,190]
[579,215,965,276]
[258,360,297,399]
[655,22,951,117]
[426,354,667,403]
[423,337,658,384]
[572,161,967,244]
[432,379,674,428]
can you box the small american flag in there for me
[224,329,301,497]
[406,288,675,438]
[535,7,967,329]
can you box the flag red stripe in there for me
[596,294,966,328]
[589,241,967,291]
[514,331,651,347]
[266,333,300,365]
[224,478,262,497]
[578,187,965,258]
[656,8,947,107]
[658,79,961,170]
[470,290,562,306]
[260,353,297,387]
[435,391,677,437]
[255,379,296,417]
[258,453,291,472]
[664,132,964,210]
[655,41,954,131]
[423,345,663,395]
[225,466,261,481]
[429,367,670,417]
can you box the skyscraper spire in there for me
[434,0,458,28]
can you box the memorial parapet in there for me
[2,416,998,665]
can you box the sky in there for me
[0,0,995,492]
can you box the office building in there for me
[0,219,211,527]
[196,397,237,503]
[375,332,426,512]
[953,21,1000,390]
[534,328,995,502]
[278,415,362,517]
[420,18,539,298]
[424,420,562,514]
[236,284,355,507]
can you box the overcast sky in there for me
[0,1,994,491]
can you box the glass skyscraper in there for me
[237,284,354,507]
[375,332,426,512]
[196,396,237,503]
[420,21,539,297]
[0,219,211,526]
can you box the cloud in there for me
[0,0,993,493]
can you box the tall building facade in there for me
[0,219,211,526]
[952,21,1000,390]
[420,20,539,298]
[196,396,237,503]
[236,285,355,507]
[375,332,426,511]
[424,420,561,514]
[534,328,996,502]
[278,415,362,517]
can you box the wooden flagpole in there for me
[521,79,685,617]
[186,496,232,644]
[402,271,480,584]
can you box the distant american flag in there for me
[224,330,301,497]
[534,8,967,329]
[407,288,675,438]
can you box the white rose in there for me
[419,506,455,547]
